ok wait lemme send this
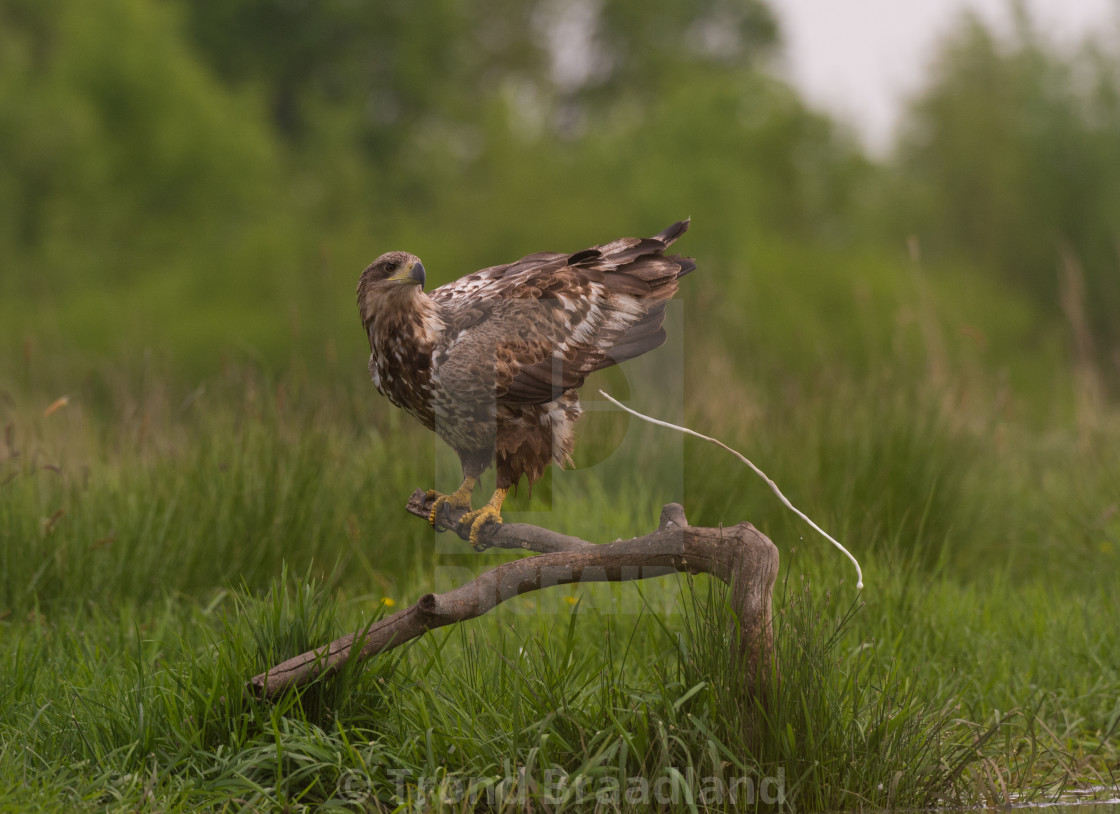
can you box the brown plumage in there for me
[357,220,696,546]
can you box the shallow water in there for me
[1011,787,1120,813]
[1015,804,1120,814]
[902,789,1120,814]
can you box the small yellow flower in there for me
[380,597,396,607]
[563,595,579,606]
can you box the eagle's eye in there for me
[383,260,398,274]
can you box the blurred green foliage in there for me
[4,0,1118,400]
[0,0,856,380]
[892,11,1120,381]
[1,0,1119,558]
[3,0,1118,588]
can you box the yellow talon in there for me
[459,488,508,550]
[426,476,476,529]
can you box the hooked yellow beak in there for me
[390,260,425,287]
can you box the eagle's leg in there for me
[426,476,477,530]
[458,487,507,550]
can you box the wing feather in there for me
[432,220,692,406]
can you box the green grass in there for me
[0,568,990,811]
[2,244,1118,810]
[2,355,1118,811]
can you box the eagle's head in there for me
[357,251,426,328]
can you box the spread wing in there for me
[430,220,695,406]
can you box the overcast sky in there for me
[770,0,1120,154]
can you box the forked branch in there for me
[248,492,779,700]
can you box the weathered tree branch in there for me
[415,488,597,553]
[248,492,779,700]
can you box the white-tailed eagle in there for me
[357,220,695,546]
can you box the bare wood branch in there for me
[248,497,779,701]
[408,488,596,552]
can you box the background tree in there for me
[892,10,1120,389]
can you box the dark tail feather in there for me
[655,220,694,277]
[670,254,697,276]
[653,219,690,246]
